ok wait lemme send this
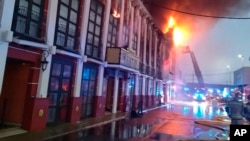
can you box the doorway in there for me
[47,59,73,125]
[0,59,31,129]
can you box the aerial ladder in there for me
[183,46,205,89]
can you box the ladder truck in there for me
[183,46,205,90]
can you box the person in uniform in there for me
[244,95,250,122]
[225,90,245,125]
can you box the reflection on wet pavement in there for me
[44,101,232,141]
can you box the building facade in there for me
[0,0,173,131]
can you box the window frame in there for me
[107,13,119,47]
[85,0,104,60]
[54,0,81,52]
[12,0,44,43]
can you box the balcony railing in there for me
[106,47,139,70]
[151,68,155,77]
[156,70,162,79]
[139,62,147,74]
[145,65,150,75]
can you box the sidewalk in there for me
[0,112,127,141]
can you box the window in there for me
[107,14,118,47]
[132,34,137,52]
[85,0,104,59]
[80,65,98,118]
[140,37,144,61]
[47,60,73,123]
[55,0,80,51]
[12,0,44,42]
[122,23,129,47]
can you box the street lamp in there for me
[237,54,244,67]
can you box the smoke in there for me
[144,0,250,84]
[145,0,250,34]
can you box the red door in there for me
[0,59,30,125]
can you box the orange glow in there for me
[112,10,120,18]
[173,28,183,46]
[174,26,190,47]
[168,16,175,28]
[174,27,187,46]
[163,16,191,46]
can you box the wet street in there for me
[43,100,231,141]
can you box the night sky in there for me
[144,0,250,84]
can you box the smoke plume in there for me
[144,0,250,34]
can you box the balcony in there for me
[156,70,162,79]
[106,47,139,70]
[139,62,147,74]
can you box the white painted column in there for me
[135,74,139,96]
[142,76,146,95]
[0,0,15,95]
[73,59,83,97]
[128,5,134,50]
[80,0,91,55]
[125,78,130,96]
[96,65,104,96]
[136,10,142,57]
[153,78,156,96]
[125,77,130,112]
[72,0,91,97]
[154,35,158,69]
[101,0,111,61]
[148,78,152,96]
[96,0,110,97]
[143,19,147,65]
[36,0,58,98]
[0,42,8,95]
[112,70,119,113]
[117,0,125,47]
[149,26,152,68]
[0,0,14,28]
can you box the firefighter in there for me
[244,95,250,122]
[225,90,245,125]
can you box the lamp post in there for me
[238,54,244,67]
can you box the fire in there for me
[164,16,190,47]
[168,16,175,28]
[112,10,120,18]
[173,28,183,47]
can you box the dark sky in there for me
[144,0,250,84]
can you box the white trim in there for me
[9,46,40,55]
[107,64,139,73]
[87,58,104,65]
[13,38,50,49]
[56,49,82,59]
